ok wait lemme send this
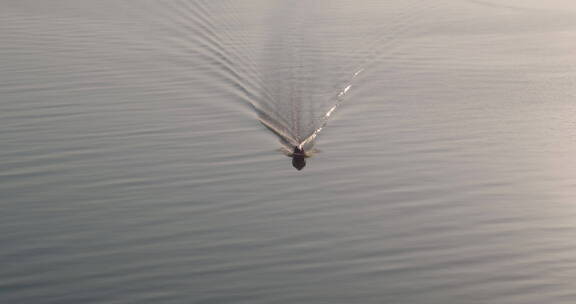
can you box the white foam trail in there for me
[298,68,364,149]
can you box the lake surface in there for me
[2,0,576,303]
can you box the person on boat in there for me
[292,146,306,170]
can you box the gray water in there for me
[2,0,576,303]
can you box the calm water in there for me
[2,0,576,303]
